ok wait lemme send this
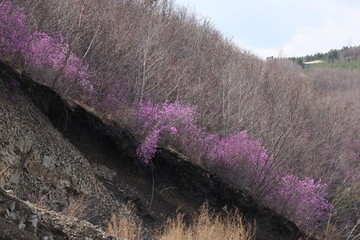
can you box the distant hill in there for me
[289,46,360,70]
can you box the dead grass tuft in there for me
[156,204,255,240]
[0,167,10,187]
[62,194,88,219]
[106,205,143,240]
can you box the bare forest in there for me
[1,0,359,238]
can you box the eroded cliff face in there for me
[0,65,120,213]
[0,63,131,239]
[0,61,310,240]
[2,84,98,201]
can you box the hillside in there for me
[288,46,360,108]
[0,60,306,239]
[0,0,359,239]
[289,45,360,70]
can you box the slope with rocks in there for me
[0,188,115,240]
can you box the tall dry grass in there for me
[105,204,254,240]
[106,206,143,240]
[156,205,255,240]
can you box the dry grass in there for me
[105,204,254,240]
[318,223,342,240]
[62,194,88,219]
[106,205,143,240]
[156,205,255,240]
[0,167,10,187]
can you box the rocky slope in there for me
[0,188,116,240]
[0,61,310,239]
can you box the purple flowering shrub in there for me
[137,102,221,160]
[136,100,335,227]
[0,1,29,54]
[136,129,161,165]
[0,1,93,96]
[207,131,274,183]
[25,31,93,96]
[266,175,335,227]
[136,102,197,164]
[139,101,197,132]
[137,101,274,186]
[205,129,334,227]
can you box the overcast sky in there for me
[174,0,360,59]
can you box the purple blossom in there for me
[26,193,34,200]
[267,175,335,226]
[0,1,29,53]
[169,127,178,136]
[0,1,94,96]
[136,100,334,227]
[25,31,93,95]
[136,129,160,165]
[136,101,201,165]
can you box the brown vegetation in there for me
[61,194,88,219]
[156,205,255,240]
[105,204,254,240]
[106,205,143,240]
[4,0,359,237]
[0,167,10,187]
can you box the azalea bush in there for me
[207,131,274,189]
[266,175,335,227]
[136,101,198,165]
[25,31,93,96]
[135,100,335,227]
[0,1,29,53]
[0,1,93,97]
